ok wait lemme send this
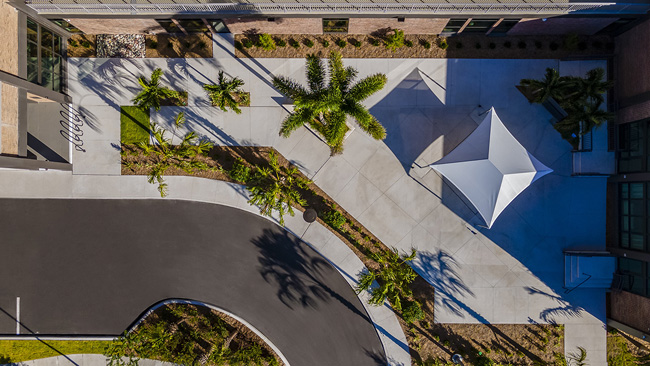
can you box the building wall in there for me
[507,17,617,36]
[225,17,322,34]
[615,18,650,113]
[611,291,650,333]
[67,18,165,34]
[347,18,449,34]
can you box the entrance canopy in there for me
[430,108,552,228]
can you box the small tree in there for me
[272,51,387,155]
[132,68,180,111]
[257,33,276,51]
[356,247,422,322]
[385,29,405,52]
[203,71,246,114]
[137,116,214,197]
[520,67,570,104]
[246,151,310,225]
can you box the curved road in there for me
[0,199,386,366]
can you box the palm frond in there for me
[306,54,325,92]
[344,101,386,140]
[348,74,388,102]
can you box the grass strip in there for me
[0,340,111,362]
[120,106,150,145]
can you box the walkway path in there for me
[2,34,613,365]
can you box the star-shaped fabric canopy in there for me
[430,108,552,228]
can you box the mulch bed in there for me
[235,33,613,59]
[67,34,96,57]
[145,33,212,58]
[122,144,566,365]
[607,328,650,365]
[134,302,283,365]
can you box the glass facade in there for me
[619,183,648,251]
[491,19,520,35]
[462,19,499,34]
[618,258,649,296]
[27,18,64,93]
[442,19,467,34]
[618,120,649,173]
[322,19,348,33]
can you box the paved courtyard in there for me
[9,34,614,365]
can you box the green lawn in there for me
[0,340,111,362]
[120,106,151,144]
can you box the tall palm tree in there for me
[520,67,571,104]
[555,100,615,136]
[273,51,387,155]
[203,71,247,114]
[564,67,613,105]
[132,68,180,111]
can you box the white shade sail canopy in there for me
[430,108,552,228]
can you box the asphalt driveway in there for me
[0,199,385,366]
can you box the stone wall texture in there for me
[68,18,165,34]
[0,0,19,75]
[225,18,322,34]
[610,291,650,333]
[347,18,449,35]
[507,17,617,36]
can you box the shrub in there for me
[242,39,254,48]
[455,42,463,49]
[385,29,405,51]
[322,39,330,47]
[564,33,579,50]
[535,40,543,49]
[228,159,251,183]
[550,41,559,50]
[402,300,425,324]
[475,42,481,49]
[353,40,362,48]
[322,206,346,230]
[184,41,191,48]
[336,39,346,48]
[149,40,158,49]
[423,40,431,49]
[81,40,91,48]
[405,39,413,47]
[257,33,276,50]
[290,39,300,49]
[474,355,495,366]
[304,38,314,48]
[504,41,511,48]
[438,39,447,49]
[488,42,496,49]
[167,41,173,48]
[370,38,380,46]
[68,39,78,47]
[277,38,287,47]
[518,41,526,49]
[198,40,207,49]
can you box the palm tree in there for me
[355,247,420,318]
[273,51,387,155]
[520,67,571,104]
[246,151,310,225]
[132,68,180,111]
[564,67,613,105]
[203,71,247,114]
[555,100,615,137]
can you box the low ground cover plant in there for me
[385,29,405,51]
[257,33,276,51]
[105,303,280,366]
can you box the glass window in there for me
[25,18,65,93]
[209,20,229,33]
[619,183,648,252]
[618,258,646,296]
[462,19,498,34]
[323,19,348,33]
[619,121,646,173]
[50,19,83,33]
[491,19,520,35]
[443,19,467,34]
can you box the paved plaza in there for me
[0,34,614,365]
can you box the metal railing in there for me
[25,1,642,15]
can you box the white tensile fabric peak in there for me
[430,108,552,228]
